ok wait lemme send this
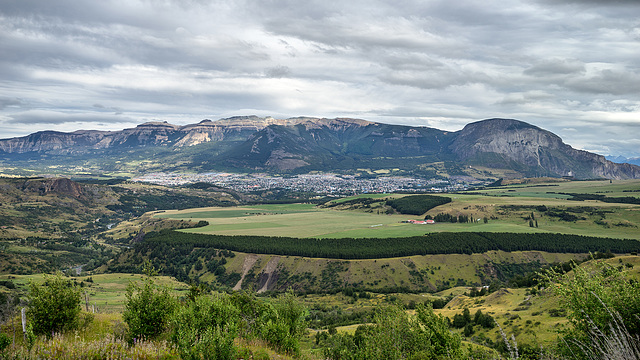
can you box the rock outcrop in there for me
[2,116,639,179]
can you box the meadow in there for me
[0,273,189,313]
[155,179,640,239]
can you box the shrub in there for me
[323,303,461,359]
[0,333,11,353]
[27,273,82,336]
[260,290,308,355]
[170,294,240,360]
[230,291,270,339]
[122,265,177,342]
[544,258,640,358]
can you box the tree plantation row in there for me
[132,230,640,260]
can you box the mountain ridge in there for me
[1,117,639,180]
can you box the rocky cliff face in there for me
[450,118,640,179]
[34,178,84,198]
[0,130,111,153]
[451,119,563,166]
[0,117,278,153]
[2,117,639,179]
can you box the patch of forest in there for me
[127,230,640,261]
[106,190,234,215]
[559,192,640,204]
[0,237,115,274]
[385,194,452,215]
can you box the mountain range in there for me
[1,116,639,180]
[606,155,640,167]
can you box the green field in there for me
[154,180,640,239]
[158,203,506,238]
[1,273,189,313]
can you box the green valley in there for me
[1,176,639,359]
[154,179,640,240]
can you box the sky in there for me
[1,0,639,157]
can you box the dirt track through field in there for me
[233,254,259,291]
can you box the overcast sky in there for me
[1,0,639,157]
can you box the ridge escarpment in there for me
[1,117,639,179]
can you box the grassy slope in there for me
[1,273,189,313]
[188,248,583,293]
[315,255,640,350]
[3,256,637,354]
[436,254,640,347]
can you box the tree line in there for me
[131,230,640,260]
[562,192,640,205]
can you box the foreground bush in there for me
[259,290,308,356]
[545,258,640,359]
[123,266,177,342]
[323,303,461,359]
[171,294,240,360]
[168,290,307,357]
[27,273,82,336]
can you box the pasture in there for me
[155,179,640,239]
[1,273,189,313]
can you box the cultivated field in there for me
[155,179,640,239]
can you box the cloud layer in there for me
[1,0,639,157]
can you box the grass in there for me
[480,179,640,198]
[1,273,190,313]
[299,277,582,348]
[154,180,640,239]
[168,204,429,238]
[196,248,583,293]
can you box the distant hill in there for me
[2,117,639,180]
[606,155,640,167]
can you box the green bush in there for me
[0,333,11,353]
[230,291,270,339]
[170,294,240,360]
[122,268,177,342]
[545,258,640,358]
[260,290,308,355]
[324,303,461,359]
[27,273,82,336]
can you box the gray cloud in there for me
[0,97,24,109]
[537,0,640,6]
[524,59,586,77]
[566,69,640,95]
[0,0,639,157]
[265,65,292,78]
[7,110,134,125]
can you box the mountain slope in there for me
[219,118,456,171]
[1,117,639,180]
[450,119,640,179]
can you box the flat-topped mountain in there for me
[1,117,639,179]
